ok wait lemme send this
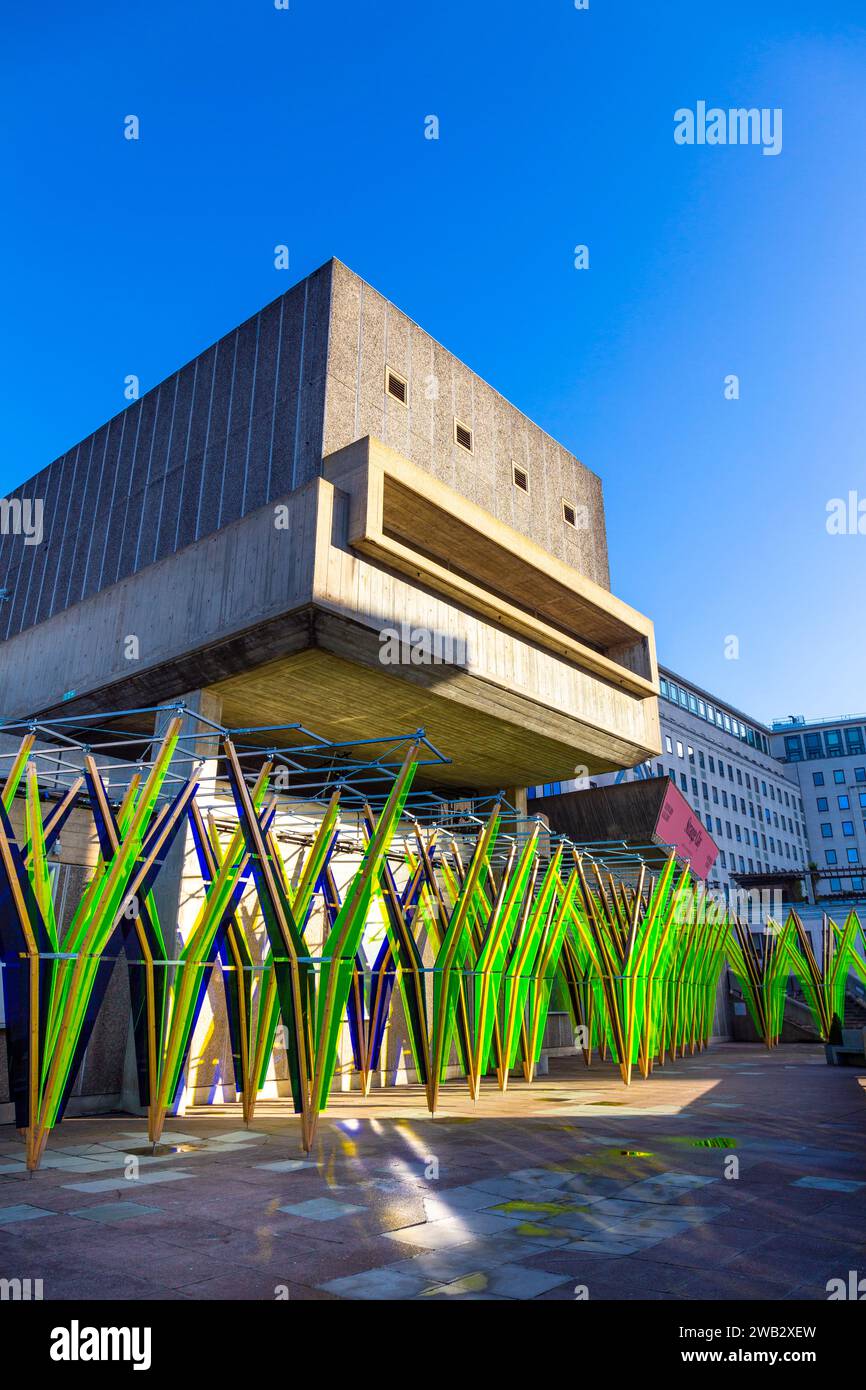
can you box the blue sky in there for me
[3,0,865,723]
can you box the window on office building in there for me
[825,730,844,757]
[847,848,860,864]
[805,734,822,760]
[817,797,828,811]
[821,823,833,838]
[842,821,855,836]
[833,769,845,785]
[812,771,824,786]
[676,741,684,758]
[784,735,803,761]
[826,849,838,865]
[838,795,850,810]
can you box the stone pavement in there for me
[0,1043,863,1300]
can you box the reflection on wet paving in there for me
[0,1042,863,1300]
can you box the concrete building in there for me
[771,713,866,901]
[0,259,662,1118]
[0,258,659,793]
[531,665,809,898]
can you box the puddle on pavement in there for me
[124,1143,204,1157]
[668,1135,737,1149]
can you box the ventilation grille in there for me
[562,501,577,528]
[454,420,473,452]
[386,368,407,404]
[512,464,529,493]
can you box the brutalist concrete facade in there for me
[0,259,608,646]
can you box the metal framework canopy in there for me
[0,700,452,813]
[0,700,675,877]
[0,697,781,1177]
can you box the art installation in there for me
[0,704,863,1171]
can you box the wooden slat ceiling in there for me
[209,648,635,791]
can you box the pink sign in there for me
[654,782,719,880]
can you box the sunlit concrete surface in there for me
[0,1043,863,1300]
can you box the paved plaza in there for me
[0,1043,863,1301]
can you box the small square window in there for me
[562,500,577,528]
[385,367,408,404]
[512,463,529,493]
[454,419,473,452]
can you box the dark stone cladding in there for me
[0,262,333,643]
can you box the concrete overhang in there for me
[0,439,661,790]
[323,438,656,698]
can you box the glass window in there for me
[805,733,822,760]
[845,727,864,755]
[834,769,845,785]
[847,848,860,864]
[838,795,850,810]
[859,792,866,809]
[812,771,824,786]
[830,878,842,892]
[842,821,855,836]
[676,741,684,758]
[825,730,844,757]
[665,735,673,754]
[817,797,828,811]
[688,694,698,714]
[784,735,803,761]
[853,877,864,891]
[821,824,833,838]
[659,678,669,698]
[679,688,688,708]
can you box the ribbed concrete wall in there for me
[0,259,611,651]
[0,264,332,643]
